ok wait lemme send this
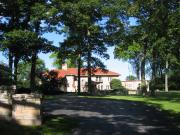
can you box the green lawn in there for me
[84,91,180,113]
[0,116,78,135]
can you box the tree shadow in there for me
[0,100,77,135]
[43,96,180,135]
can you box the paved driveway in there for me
[43,96,180,135]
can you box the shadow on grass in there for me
[41,115,78,135]
[152,91,180,103]
[0,117,41,135]
[0,115,78,135]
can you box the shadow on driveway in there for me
[43,96,180,135]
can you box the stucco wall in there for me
[122,81,141,90]
[122,80,150,94]
[66,76,76,92]
[67,76,118,92]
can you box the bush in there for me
[169,74,180,90]
[149,74,180,91]
[110,88,128,95]
[109,79,128,95]
[110,79,122,90]
[149,77,164,91]
[0,64,12,85]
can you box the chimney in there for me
[62,63,67,70]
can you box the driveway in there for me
[43,96,180,135]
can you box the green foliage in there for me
[0,63,12,85]
[150,74,180,91]
[17,59,47,88]
[114,0,179,94]
[126,75,137,81]
[50,52,78,69]
[110,79,122,90]
[2,29,52,59]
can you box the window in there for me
[108,77,112,82]
[74,77,77,81]
[101,85,103,90]
[106,85,110,90]
[96,77,98,82]
[96,76,102,82]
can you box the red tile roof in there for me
[50,68,120,79]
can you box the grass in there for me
[83,91,180,113]
[0,116,78,135]
[1,91,179,134]
[43,95,60,100]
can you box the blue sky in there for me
[0,18,137,81]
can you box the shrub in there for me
[0,64,12,85]
[110,79,122,90]
[149,77,164,91]
[169,74,180,90]
[110,88,128,95]
[149,74,180,91]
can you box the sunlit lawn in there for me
[0,116,78,135]
[84,91,180,113]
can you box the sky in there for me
[0,18,137,81]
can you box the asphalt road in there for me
[43,96,180,135]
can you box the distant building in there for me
[48,64,120,92]
[122,80,149,94]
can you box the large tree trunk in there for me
[87,49,92,95]
[30,52,37,89]
[77,54,81,95]
[141,56,146,94]
[140,43,147,95]
[151,49,157,96]
[165,60,168,92]
[136,61,140,80]
[141,59,145,84]
[8,52,13,79]
[30,21,39,89]
[14,57,19,85]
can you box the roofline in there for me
[66,74,120,77]
[121,80,149,82]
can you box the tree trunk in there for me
[87,49,92,95]
[30,21,40,90]
[151,49,157,96]
[77,54,81,95]
[165,60,168,92]
[8,52,13,79]
[140,43,147,95]
[14,57,19,85]
[136,61,140,80]
[141,59,145,84]
[30,52,37,89]
[141,56,146,94]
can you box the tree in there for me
[17,59,48,88]
[110,79,122,90]
[0,62,12,85]
[1,29,51,85]
[114,0,179,95]
[126,75,137,81]
[47,0,128,95]
[50,52,79,69]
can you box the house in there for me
[48,64,120,92]
[121,80,150,94]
